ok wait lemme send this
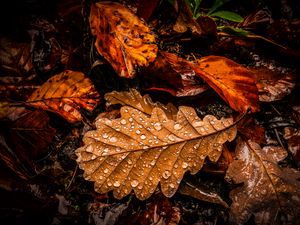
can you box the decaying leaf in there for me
[27,70,100,123]
[162,52,259,113]
[90,2,158,78]
[76,90,237,200]
[253,67,296,102]
[284,127,300,164]
[105,88,177,119]
[226,138,300,224]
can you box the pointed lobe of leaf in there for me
[76,96,237,200]
[226,139,300,224]
[105,88,177,119]
[90,2,158,78]
[27,70,99,123]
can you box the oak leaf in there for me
[89,2,158,78]
[105,88,177,119]
[27,70,100,123]
[226,138,300,225]
[76,92,237,200]
[161,52,259,113]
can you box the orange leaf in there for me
[90,2,158,78]
[194,56,259,113]
[27,70,100,123]
[161,52,259,113]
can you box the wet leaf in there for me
[209,11,244,23]
[105,88,177,119]
[89,2,158,78]
[27,70,100,123]
[136,0,160,21]
[163,53,259,113]
[178,181,228,208]
[284,127,300,164]
[76,91,237,200]
[226,138,300,225]
[253,67,296,102]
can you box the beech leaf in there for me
[89,2,158,78]
[27,70,100,123]
[161,52,259,113]
[76,92,237,200]
[226,138,300,224]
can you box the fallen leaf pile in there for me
[76,90,237,200]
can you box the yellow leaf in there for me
[27,70,100,123]
[90,2,158,78]
[76,91,237,200]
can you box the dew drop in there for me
[154,122,162,131]
[168,134,176,141]
[113,181,121,187]
[86,145,93,152]
[136,130,141,134]
[137,185,143,190]
[182,162,188,169]
[192,121,202,127]
[174,123,182,130]
[104,168,109,174]
[150,160,156,166]
[131,180,139,187]
[129,118,133,122]
[169,184,175,189]
[102,133,109,139]
[109,137,117,142]
[120,119,127,125]
[162,170,171,179]
[91,155,96,160]
[128,159,133,165]
[107,182,112,187]
[140,134,146,140]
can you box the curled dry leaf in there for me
[76,93,237,200]
[226,138,300,225]
[162,52,259,113]
[27,70,99,123]
[105,88,177,119]
[90,2,158,78]
[253,67,296,102]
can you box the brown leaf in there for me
[237,116,266,144]
[162,52,259,113]
[253,67,296,102]
[76,91,237,200]
[27,70,100,123]
[145,52,209,97]
[89,2,158,78]
[136,0,160,21]
[105,88,177,119]
[178,181,228,208]
[0,110,55,178]
[172,0,202,35]
[284,127,300,164]
[226,138,300,225]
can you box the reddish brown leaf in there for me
[226,138,300,224]
[145,52,209,97]
[0,110,55,179]
[89,2,158,78]
[237,116,266,144]
[253,67,296,102]
[136,0,160,21]
[27,70,100,123]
